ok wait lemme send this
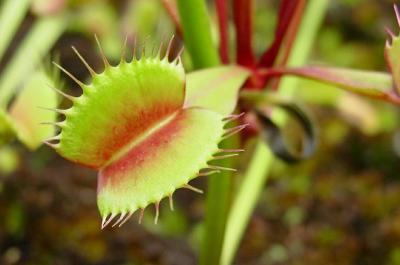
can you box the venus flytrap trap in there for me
[44,36,250,228]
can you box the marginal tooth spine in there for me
[223,112,245,123]
[222,124,249,140]
[101,214,108,228]
[47,84,77,102]
[169,194,174,211]
[394,4,400,27]
[197,170,221,176]
[71,46,97,77]
[156,40,164,59]
[212,154,239,160]
[207,165,237,172]
[385,26,395,39]
[43,140,59,149]
[132,36,137,60]
[154,202,160,224]
[173,46,184,64]
[102,212,117,229]
[94,34,110,67]
[164,35,175,61]
[183,184,203,194]
[53,62,86,88]
[138,208,144,224]
[121,35,128,63]
[37,106,67,115]
[40,121,64,128]
[118,211,134,227]
[216,149,245,153]
[43,135,61,142]
[112,212,126,227]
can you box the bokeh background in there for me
[1,0,400,264]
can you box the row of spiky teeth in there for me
[98,116,248,229]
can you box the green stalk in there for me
[0,0,31,61]
[176,0,220,68]
[220,1,329,265]
[0,15,67,108]
[176,1,231,264]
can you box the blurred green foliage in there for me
[1,0,400,265]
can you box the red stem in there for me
[269,0,306,89]
[258,0,301,67]
[233,0,255,67]
[258,67,400,105]
[215,0,230,64]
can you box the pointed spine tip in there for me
[156,40,164,59]
[223,112,245,123]
[169,194,174,211]
[118,211,134,227]
[46,84,76,102]
[197,169,221,177]
[71,46,97,77]
[394,4,400,27]
[132,36,138,60]
[94,34,110,68]
[183,184,203,194]
[217,148,245,153]
[138,208,144,224]
[222,124,249,139]
[101,214,108,229]
[173,46,184,64]
[53,62,86,88]
[102,213,117,229]
[207,165,237,172]
[385,26,395,39]
[112,212,126,227]
[40,121,64,128]
[37,106,67,115]
[165,35,175,61]
[154,202,160,224]
[121,35,128,63]
[42,140,59,149]
[43,135,61,142]
[212,153,239,160]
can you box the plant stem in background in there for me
[233,0,255,67]
[0,15,67,108]
[220,1,329,264]
[0,0,31,61]
[176,1,234,265]
[176,0,220,68]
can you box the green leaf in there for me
[0,0,31,61]
[9,70,58,150]
[270,66,399,104]
[0,14,66,108]
[185,66,250,115]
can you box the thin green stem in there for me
[0,0,31,61]
[220,1,329,264]
[176,0,220,68]
[0,15,67,108]
[176,1,231,264]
